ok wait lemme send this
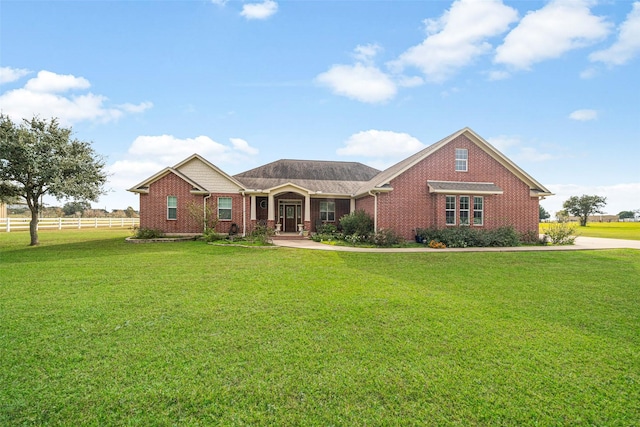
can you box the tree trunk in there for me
[580,216,587,227]
[29,209,39,246]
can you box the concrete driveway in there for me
[272,236,640,252]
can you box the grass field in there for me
[1,230,639,425]
[540,221,640,240]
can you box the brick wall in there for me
[139,172,245,234]
[375,134,540,239]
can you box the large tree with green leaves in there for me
[0,115,107,245]
[562,194,607,227]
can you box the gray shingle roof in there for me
[234,159,381,194]
[427,180,503,194]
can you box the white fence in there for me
[0,217,139,232]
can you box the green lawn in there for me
[1,230,639,425]
[541,221,640,240]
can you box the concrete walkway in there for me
[272,236,640,253]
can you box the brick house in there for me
[128,127,552,239]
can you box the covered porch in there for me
[246,183,353,234]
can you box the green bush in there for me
[339,210,374,238]
[132,227,165,239]
[371,229,405,247]
[316,223,338,235]
[417,226,520,248]
[202,228,226,242]
[485,226,520,247]
[544,222,578,245]
[247,224,275,245]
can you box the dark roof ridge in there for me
[234,158,381,182]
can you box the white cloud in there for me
[569,109,598,121]
[0,69,152,125]
[210,0,227,5]
[0,66,30,84]
[353,44,382,64]
[487,134,557,162]
[495,0,611,70]
[129,135,228,164]
[241,0,278,20]
[24,70,90,93]
[127,134,259,165]
[541,182,640,217]
[590,1,640,66]
[230,137,259,155]
[338,130,425,158]
[390,0,518,83]
[487,135,521,152]
[119,101,154,114]
[316,63,397,104]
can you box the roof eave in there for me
[429,189,504,195]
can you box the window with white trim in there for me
[446,196,456,225]
[320,201,335,221]
[167,196,177,220]
[459,196,470,225]
[218,197,232,220]
[455,148,468,172]
[473,196,484,226]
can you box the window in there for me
[320,201,335,221]
[445,196,456,225]
[167,196,177,220]
[459,196,470,225]
[218,197,232,220]
[455,148,468,172]
[474,196,484,226]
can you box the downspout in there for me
[368,190,378,233]
[203,194,211,233]
[241,191,246,237]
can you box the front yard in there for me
[1,230,639,425]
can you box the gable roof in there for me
[127,154,245,194]
[127,166,209,194]
[356,127,553,197]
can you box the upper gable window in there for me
[455,148,468,172]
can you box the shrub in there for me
[339,210,374,238]
[247,224,275,245]
[544,222,578,245]
[485,226,520,247]
[132,226,165,239]
[316,223,338,235]
[202,228,226,242]
[371,229,404,247]
[417,226,520,248]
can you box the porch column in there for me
[267,193,275,221]
[304,193,311,222]
[350,198,356,213]
[250,195,257,220]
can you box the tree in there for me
[62,200,92,216]
[618,210,636,220]
[562,194,607,227]
[539,205,550,221]
[124,206,138,218]
[0,115,107,245]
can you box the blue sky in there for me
[1,0,639,216]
